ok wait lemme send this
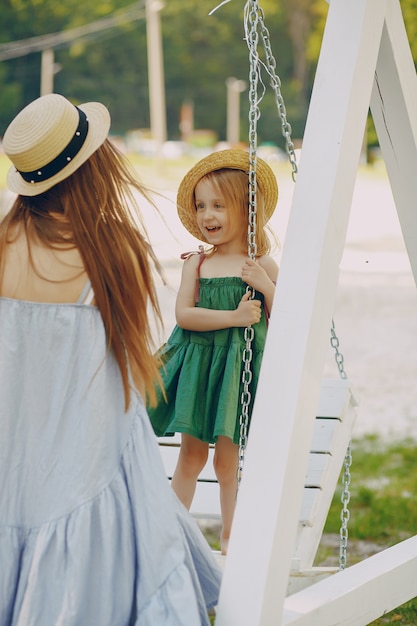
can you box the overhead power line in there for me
[0,1,146,61]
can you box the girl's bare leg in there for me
[213,436,239,555]
[171,433,209,510]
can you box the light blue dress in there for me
[0,291,221,625]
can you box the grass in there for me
[323,435,417,545]
[316,434,417,624]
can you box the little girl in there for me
[149,149,279,555]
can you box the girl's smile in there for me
[194,179,243,248]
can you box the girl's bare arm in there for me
[241,256,278,313]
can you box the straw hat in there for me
[3,93,111,196]
[177,149,278,242]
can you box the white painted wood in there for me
[215,2,387,623]
[288,2,417,618]
[297,487,320,527]
[158,436,216,480]
[157,438,220,517]
[293,387,357,569]
[283,535,417,625]
[287,568,338,596]
[305,453,330,487]
[310,418,338,453]
[370,0,417,285]
[191,484,221,520]
[315,379,357,420]
[160,451,328,521]
[214,555,338,596]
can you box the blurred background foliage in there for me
[0,0,416,149]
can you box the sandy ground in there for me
[142,164,417,443]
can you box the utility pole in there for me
[40,48,62,96]
[146,0,167,151]
[40,49,54,96]
[225,77,246,145]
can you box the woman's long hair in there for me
[0,139,163,409]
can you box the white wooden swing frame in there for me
[213,0,417,624]
[160,0,358,592]
[159,0,417,622]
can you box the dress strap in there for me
[77,279,95,305]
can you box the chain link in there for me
[237,1,260,487]
[257,8,298,181]
[238,1,299,485]
[238,1,300,488]
[247,0,260,258]
[238,0,353,571]
[330,318,347,380]
[339,442,352,570]
[237,326,254,485]
[243,2,298,179]
[241,3,352,571]
[330,318,352,569]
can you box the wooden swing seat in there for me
[157,377,357,594]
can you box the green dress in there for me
[149,270,268,445]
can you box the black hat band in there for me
[17,107,89,184]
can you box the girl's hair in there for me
[197,168,273,256]
[0,138,163,409]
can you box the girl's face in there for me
[194,178,244,250]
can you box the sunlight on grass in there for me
[321,435,417,624]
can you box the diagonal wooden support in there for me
[370,0,417,285]
[283,535,417,625]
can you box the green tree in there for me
[1,0,416,145]
[161,0,294,144]
[400,0,417,59]
[0,0,145,133]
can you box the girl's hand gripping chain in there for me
[234,291,262,327]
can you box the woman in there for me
[0,93,220,626]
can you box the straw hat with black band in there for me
[3,93,111,197]
[177,149,278,243]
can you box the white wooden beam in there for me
[215,1,388,624]
[283,536,417,625]
[370,0,417,285]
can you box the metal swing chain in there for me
[237,0,260,487]
[256,7,298,182]
[238,1,352,572]
[331,319,352,571]
[237,1,299,485]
